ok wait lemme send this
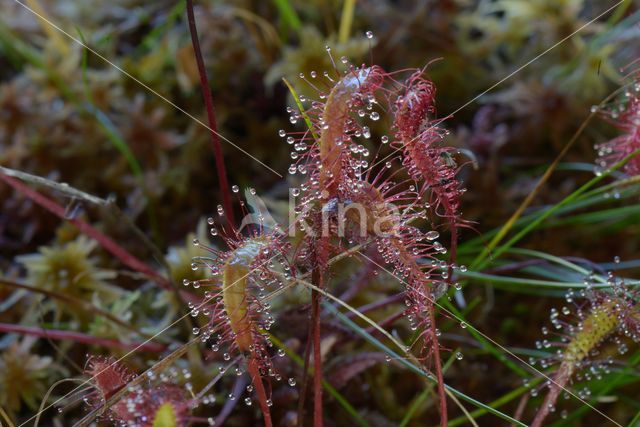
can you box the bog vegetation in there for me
[1,1,640,426]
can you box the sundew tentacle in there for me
[530,284,640,427]
[189,220,291,427]
[282,65,388,225]
[392,71,465,285]
[222,238,270,353]
[341,178,449,424]
[83,357,192,427]
[284,62,454,423]
[319,67,384,190]
[218,235,283,427]
[594,91,640,177]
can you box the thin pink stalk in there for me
[0,278,152,338]
[186,0,235,226]
[428,302,447,427]
[512,393,530,426]
[247,358,273,427]
[308,237,326,427]
[297,315,314,425]
[530,370,570,427]
[311,269,323,427]
[0,174,170,289]
[0,323,165,352]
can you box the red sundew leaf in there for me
[85,356,135,400]
[596,93,640,176]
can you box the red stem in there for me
[447,223,458,286]
[185,0,235,226]
[531,369,569,427]
[297,316,314,427]
[0,323,165,352]
[428,302,448,427]
[0,174,170,289]
[312,289,323,427]
[296,318,314,425]
[247,357,273,427]
[311,240,326,427]
[512,393,530,426]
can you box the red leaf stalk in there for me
[247,358,273,427]
[300,67,384,424]
[186,0,235,226]
[427,301,447,426]
[311,241,326,427]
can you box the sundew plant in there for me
[1,1,640,427]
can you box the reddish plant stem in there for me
[447,224,458,286]
[530,370,570,427]
[247,358,273,427]
[185,0,235,226]
[428,302,448,427]
[0,174,170,289]
[296,319,314,425]
[0,323,165,352]
[311,240,326,427]
[512,393,530,426]
[311,285,323,427]
[385,236,449,422]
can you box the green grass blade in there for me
[326,304,527,426]
[338,0,356,44]
[282,77,319,140]
[138,1,186,54]
[448,377,544,427]
[473,148,640,271]
[459,177,640,253]
[458,271,586,289]
[439,299,529,377]
[272,0,302,31]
